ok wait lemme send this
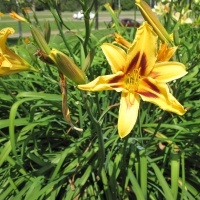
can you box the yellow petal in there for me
[149,62,187,82]
[126,22,157,76]
[137,77,186,115]
[0,28,14,53]
[78,71,125,92]
[114,33,131,49]
[9,11,28,23]
[101,43,126,73]
[135,0,172,44]
[0,28,37,76]
[157,42,178,62]
[118,92,140,138]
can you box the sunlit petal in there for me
[157,42,178,62]
[114,33,131,49]
[0,28,14,53]
[118,92,140,138]
[149,62,187,82]
[78,71,125,92]
[101,43,126,73]
[0,28,37,76]
[9,11,28,23]
[126,22,157,76]
[137,77,186,115]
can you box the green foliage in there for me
[0,0,200,199]
[120,0,134,10]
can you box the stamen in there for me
[125,68,141,91]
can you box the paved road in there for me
[4,15,144,38]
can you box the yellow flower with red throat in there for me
[78,22,187,138]
[9,11,28,23]
[0,28,37,76]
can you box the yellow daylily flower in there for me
[0,28,37,76]
[135,0,172,44]
[78,22,187,138]
[0,12,5,17]
[9,11,28,23]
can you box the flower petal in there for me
[137,77,186,115]
[126,22,157,77]
[78,71,125,92]
[149,62,187,82]
[118,92,140,138]
[157,42,178,62]
[114,33,131,49]
[101,43,126,73]
[0,28,14,53]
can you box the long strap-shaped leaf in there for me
[147,157,175,200]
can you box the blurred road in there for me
[2,12,144,38]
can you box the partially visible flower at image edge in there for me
[0,12,5,17]
[9,11,28,23]
[0,28,37,76]
[78,22,187,138]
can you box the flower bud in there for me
[173,30,180,46]
[9,11,28,23]
[43,20,51,44]
[181,52,188,64]
[135,0,172,44]
[30,25,51,55]
[49,49,86,84]
[26,43,38,62]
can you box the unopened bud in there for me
[43,20,51,43]
[135,0,172,44]
[30,25,51,54]
[173,30,180,46]
[26,43,38,62]
[181,52,188,64]
[49,49,86,84]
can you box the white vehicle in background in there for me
[73,11,95,20]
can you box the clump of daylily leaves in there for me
[1,0,187,138]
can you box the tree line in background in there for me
[0,0,154,13]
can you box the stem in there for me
[84,93,105,173]
[48,6,76,62]
[144,112,166,148]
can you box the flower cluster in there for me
[3,0,187,138]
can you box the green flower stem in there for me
[144,112,166,148]
[48,6,76,63]
[166,0,174,33]
[180,151,186,200]
[0,78,29,116]
[78,0,95,56]
[83,93,105,172]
